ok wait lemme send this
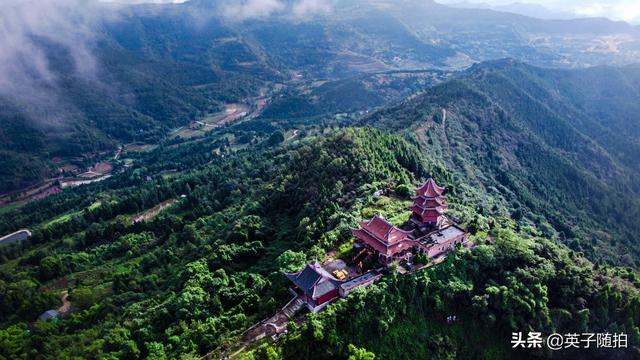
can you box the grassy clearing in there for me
[0,202,23,216]
[358,195,412,226]
[45,211,81,228]
[124,143,157,153]
[88,201,102,211]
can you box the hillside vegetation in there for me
[363,60,640,267]
[0,128,638,359]
[0,129,426,358]
[4,0,640,192]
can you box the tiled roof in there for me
[285,262,340,299]
[415,177,445,198]
[410,204,446,216]
[418,225,467,246]
[412,196,446,207]
[340,271,382,291]
[357,215,412,245]
[38,310,59,321]
[312,280,337,298]
[351,228,388,253]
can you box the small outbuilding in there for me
[285,262,343,312]
[38,310,59,321]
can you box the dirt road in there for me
[58,291,71,315]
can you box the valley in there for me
[3,0,640,195]
[1,1,640,360]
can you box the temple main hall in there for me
[351,177,469,265]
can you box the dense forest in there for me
[276,232,640,360]
[0,129,427,358]
[363,60,640,267]
[1,126,639,359]
[2,1,640,356]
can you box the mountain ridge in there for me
[362,59,640,265]
[3,0,640,193]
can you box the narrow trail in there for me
[113,146,122,161]
[441,108,447,129]
[205,296,304,360]
[441,108,451,153]
[58,291,71,315]
[132,198,177,224]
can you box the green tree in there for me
[0,323,29,360]
[348,344,375,360]
[276,250,307,273]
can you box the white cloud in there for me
[292,0,334,17]
[221,0,286,20]
[573,1,640,23]
[437,0,640,23]
[0,0,106,122]
[100,0,188,3]
[0,0,333,123]
[217,0,334,20]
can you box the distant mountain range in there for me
[2,2,640,358]
[2,58,640,359]
[2,0,640,193]
[445,1,577,20]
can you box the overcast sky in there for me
[436,0,640,23]
[96,0,640,24]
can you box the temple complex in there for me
[352,177,470,265]
[350,216,414,264]
[284,177,469,312]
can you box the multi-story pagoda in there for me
[409,177,448,228]
[350,176,470,267]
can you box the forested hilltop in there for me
[363,59,640,267]
[1,124,639,359]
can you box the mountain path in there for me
[441,108,451,153]
[58,291,71,315]
[206,296,304,359]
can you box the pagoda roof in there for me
[284,262,342,299]
[415,177,445,198]
[352,228,387,253]
[412,196,447,208]
[410,204,446,216]
[411,203,447,212]
[355,215,412,245]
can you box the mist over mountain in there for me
[1,2,640,359]
[446,1,576,19]
[2,0,640,194]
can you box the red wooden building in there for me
[350,215,414,264]
[415,224,468,259]
[284,262,343,312]
[351,177,470,266]
[284,263,383,312]
[409,177,447,226]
